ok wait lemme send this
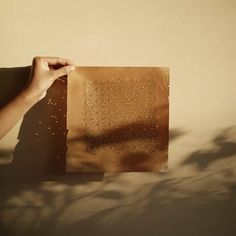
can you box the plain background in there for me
[0,0,236,235]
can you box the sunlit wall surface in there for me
[0,1,236,235]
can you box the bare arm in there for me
[0,56,75,139]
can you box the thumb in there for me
[51,65,75,79]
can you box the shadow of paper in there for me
[0,67,31,108]
[0,67,104,182]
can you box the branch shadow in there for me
[53,127,236,236]
[0,126,188,236]
[181,127,236,170]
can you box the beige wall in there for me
[1,0,236,235]
[1,0,236,153]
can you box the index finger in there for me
[42,57,74,66]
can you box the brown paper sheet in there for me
[67,67,169,172]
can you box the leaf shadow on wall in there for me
[49,128,236,236]
[1,127,236,236]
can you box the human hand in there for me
[24,56,75,103]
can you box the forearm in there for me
[0,90,39,139]
[0,56,74,140]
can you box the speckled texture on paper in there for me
[67,67,169,172]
